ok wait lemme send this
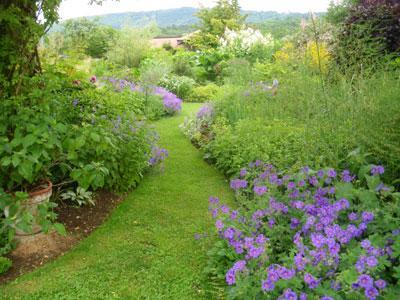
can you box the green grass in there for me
[0,103,234,300]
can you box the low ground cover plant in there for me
[207,161,400,299]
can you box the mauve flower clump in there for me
[153,86,182,115]
[208,161,398,299]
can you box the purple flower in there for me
[248,246,264,258]
[197,103,214,119]
[216,220,224,230]
[268,218,275,228]
[327,169,337,178]
[240,168,247,177]
[278,266,295,280]
[358,274,374,288]
[300,293,307,300]
[348,212,358,221]
[72,99,79,106]
[261,279,275,291]
[290,218,301,230]
[223,228,235,239]
[365,287,379,300]
[321,297,334,300]
[287,182,296,189]
[220,205,230,214]
[317,170,325,178]
[254,186,268,196]
[304,273,319,289]
[209,196,219,205]
[225,269,236,285]
[361,212,374,223]
[255,234,267,244]
[374,279,386,289]
[230,179,248,190]
[232,260,246,272]
[230,210,238,220]
[267,269,280,282]
[341,170,355,182]
[371,165,384,176]
[361,239,372,249]
[366,256,378,268]
[282,289,297,300]
[310,233,325,248]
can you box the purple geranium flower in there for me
[365,287,379,300]
[358,274,374,288]
[375,279,386,289]
[371,165,384,176]
[230,179,248,190]
[254,186,268,196]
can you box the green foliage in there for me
[185,61,400,183]
[188,84,221,102]
[159,75,196,100]
[206,118,305,176]
[60,18,117,58]
[172,49,197,77]
[0,256,12,275]
[107,24,160,68]
[327,0,400,72]
[0,0,61,97]
[187,0,246,49]
[194,49,231,82]
[61,187,95,206]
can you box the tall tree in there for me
[187,0,247,49]
[0,1,61,97]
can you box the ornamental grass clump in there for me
[207,161,400,299]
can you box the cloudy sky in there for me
[59,0,333,20]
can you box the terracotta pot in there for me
[15,181,53,237]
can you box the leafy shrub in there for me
[327,0,400,71]
[189,67,400,184]
[188,83,221,102]
[205,119,306,176]
[194,49,231,82]
[159,75,196,100]
[107,25,159,68]
[207,162,400,299]
[172,49,196,77]
[0,256,12,275]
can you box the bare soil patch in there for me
[0,191,122,284]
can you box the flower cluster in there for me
[101,77,182,115]
[153,86,182,114]
[102,76,139,92]
[196,103,214,119]
[219,27,274,55]
[208,162,398,299]
[148,146,168,167]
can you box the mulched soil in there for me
[0,191,122,284]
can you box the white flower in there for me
[219,27,274,55]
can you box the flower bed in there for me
[207,162,400,299]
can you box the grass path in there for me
[1,103,234,299]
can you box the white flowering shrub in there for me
[219,27,275,57]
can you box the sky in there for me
[59,0,333,20]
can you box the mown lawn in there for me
[0,103,234,300]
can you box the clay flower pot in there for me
[15,180,53,237]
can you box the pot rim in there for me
[28,180,52,198]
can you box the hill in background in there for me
[55,7,317,37]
